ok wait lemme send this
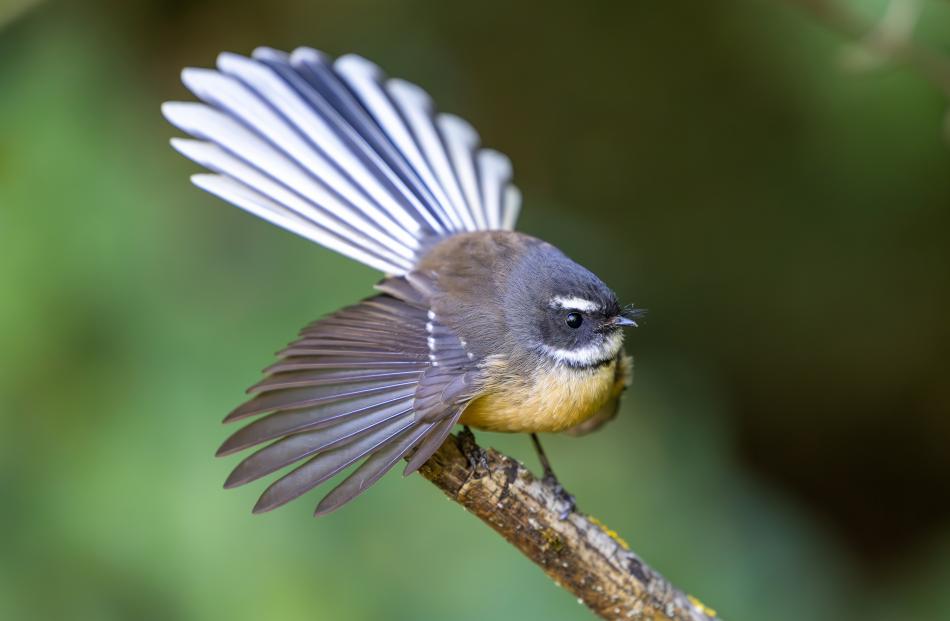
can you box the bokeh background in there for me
[2,1,949,619]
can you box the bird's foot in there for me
[542,470,576,520]
[458,426,489,478]
[530,433,575,519]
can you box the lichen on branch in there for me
[418,433,719,621]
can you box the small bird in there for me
[163,47,640,516]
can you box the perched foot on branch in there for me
[458,426,489,478]
[530,433,576,519]
[543,472,577,520]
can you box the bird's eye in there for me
[565,312,583,329]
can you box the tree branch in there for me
[418,432,720,621]
[792,0,950,96]
[790,0,950,142]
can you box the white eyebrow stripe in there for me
[550,296,600,313]
[539,331,624,367]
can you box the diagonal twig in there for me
[792,0,950,96]
[418,433,720,621]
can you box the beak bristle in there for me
[617,305,645,327]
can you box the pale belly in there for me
[459,358,619,433]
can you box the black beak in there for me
[613,316,638,328]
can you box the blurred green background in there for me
[2,1,949,619]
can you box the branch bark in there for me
[418,432,720,621]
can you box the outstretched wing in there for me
[163,47,522,274]
[217,294,482,515]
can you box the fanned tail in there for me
[163,47,522,274]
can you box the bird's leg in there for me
[530,433,576,519]
[530,432,558,481]
[458,426,489,477]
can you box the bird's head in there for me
[504,243,641,368]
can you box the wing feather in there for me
[219,294,482,515]
[402,412,462,475]
[314,423,433,515]
[252,414,416,513]
[224,403,414,487]
[219,394,416,457]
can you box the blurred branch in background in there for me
[419,433,719,621]
[791,0,950,140]
[0,0,43,31]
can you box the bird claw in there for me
[542,471,576,519]
[458,426,489,477]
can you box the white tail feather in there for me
[164,48,523,274]
[191,174,408,274]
